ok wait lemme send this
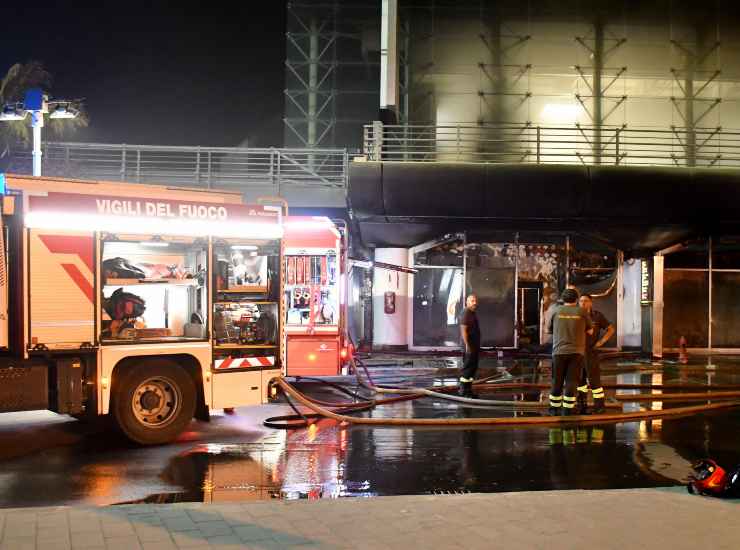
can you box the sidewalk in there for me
[0,488,737,550]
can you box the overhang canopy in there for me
[348,162,740,253]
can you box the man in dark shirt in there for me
[459,294,480,398]
[547,288,593,415]
[577,294,615,414]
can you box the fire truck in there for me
[0,174,284,444]
[283,216,349,377]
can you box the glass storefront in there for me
[662,237,740,350]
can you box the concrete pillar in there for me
[372,248,409,349]
[380,0,399,121]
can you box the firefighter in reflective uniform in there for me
[576,294,615,415]
[547,288,593,415]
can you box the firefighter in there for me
[459,294,480,398]
[547,288,593,415]
[577,294,615,414]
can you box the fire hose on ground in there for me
[263,358,740,429]
[271,376,740,427]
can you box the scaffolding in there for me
[283,1,381,149]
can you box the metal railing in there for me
[363,122,740,168]
[9,142,349,189]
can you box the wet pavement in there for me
[1,355,739,508]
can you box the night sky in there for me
[0,3,287,147]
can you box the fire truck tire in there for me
[112,360,196,445]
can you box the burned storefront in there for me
[349,161,740,355]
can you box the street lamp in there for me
[0,88,82,177]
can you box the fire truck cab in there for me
[0,175,284,444]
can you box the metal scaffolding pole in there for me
[593,18,604,164]
[308,17,319,148]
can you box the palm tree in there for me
[0,61,88,163]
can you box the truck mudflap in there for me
[0,364,48,412]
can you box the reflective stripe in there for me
[459,377,474,383]
[592,387,605,397]
[549,395,563,401]
[563,402,575,408]
[577,385,589,393]
[563,396,576,402]
[549,401,562,408]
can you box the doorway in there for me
[518,281,542,347]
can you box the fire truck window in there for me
[100,238,208,342]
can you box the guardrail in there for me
[9,142,349,189]
[363,122,740,168]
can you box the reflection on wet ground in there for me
[1,355,739,507]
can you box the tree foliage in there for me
[0,61,88,157]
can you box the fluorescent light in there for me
[48,102,80,119]
[231,245,258,250]
[0,111,26,121]
[49,109,77,119]
[140,241,169,247]
[24,212,284,240]
[541,103,583,123]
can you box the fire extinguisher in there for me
[384,291,396,314]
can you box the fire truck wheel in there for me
[112,360,196,445]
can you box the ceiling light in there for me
[231,245,258,250]
[0,105,25,121]
[49,104,79,119]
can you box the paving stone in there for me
[157,509,190,520]
[206,534,243,546]
[38,539,73,550]
[163,517,198,532]
[0,536,36,550]
[104,535,143,550]
[134,525,173,542]
[129,514,164,526]
[70,519,102,534]
[196,520,233,538]
[102,522,136,538]
[1,521,36,538]
[171,530,209,547]
[37,527,71,542]
[141,541,178,550]
[71,531,106,548]
[183,510,218,523]
[232,524,274,542]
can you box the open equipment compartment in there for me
[100,234,208,342]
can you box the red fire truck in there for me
[0,175,285,444]
[283,216,349,377]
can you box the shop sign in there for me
[640,259,651,304]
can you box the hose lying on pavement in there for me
[274,376,740,426]
[354,359,612,409]
[613,390,740,402]
[263,358,740,429]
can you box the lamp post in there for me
[0,88,81,177]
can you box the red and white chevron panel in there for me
[215,356,275,370]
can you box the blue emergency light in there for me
[0,173,5,195]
